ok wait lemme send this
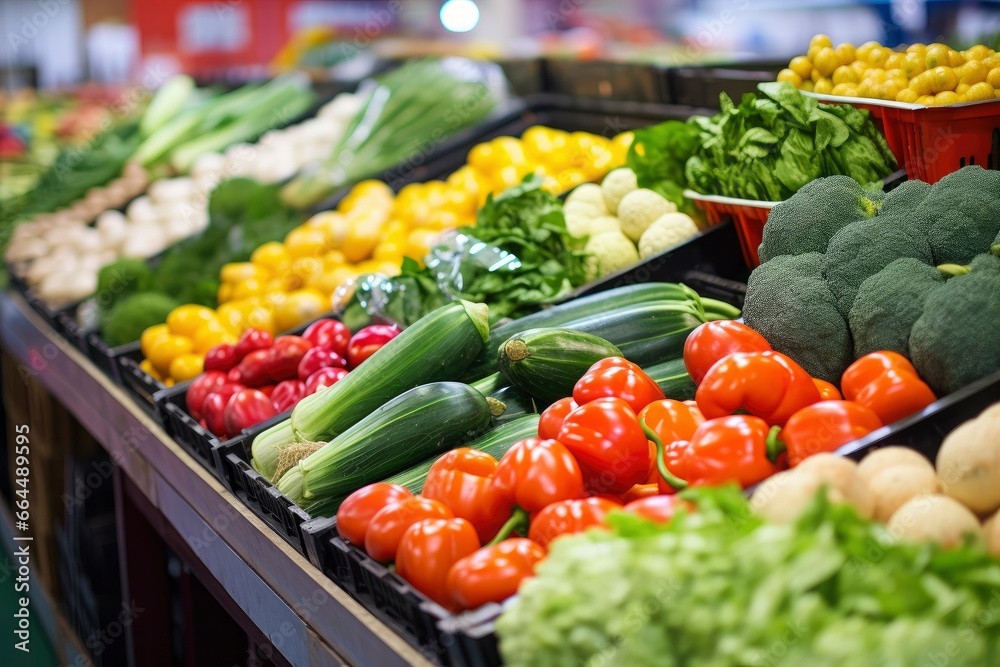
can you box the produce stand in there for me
[0,291,437,667]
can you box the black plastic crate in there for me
[118,354,172,420]
[496,58,545,97]
[56,309,91,354]
[666,63,783,109]
[86,333,139,385]
[542,59,667,103]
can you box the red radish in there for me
[347,324,400,368]
[266,335,313,382]
[305,367,349,395]
[234,329,273,361]
[237,349,274,387]
[297,346,348,381]
[224,389,277,437]
[303,319,351,356]
[271,379,306,412]
[204,344,239,372]
[186,371,228,420]
[203,383,245,437]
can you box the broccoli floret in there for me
[879,179,932,216]
[915,166,1000,265]
[101,292,181,347]
[822,209,935,314]
[96,259,152,315]
[848,257,945,358]
[757,176,882,263]
[743,251,852,383]
[909,253,1000,395]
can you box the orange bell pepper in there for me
[782,400,883,466]
[841,351,936,425]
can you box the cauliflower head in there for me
[638,212,699,259]
[601,167,638,215]
[585,231,640,277]
[618,188,676,242]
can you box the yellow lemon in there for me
[867,46,890,68]
[835,43,857,66]
[831,83,858,97]
[777,68,803,86]
[928,66,959,93]
[855,41,880,62]
[611,132,634,165]
[884,53,904,70]
[168,354,204,383]
[900,52,926,78]
[230,277,266,301]
[147,335,194,376]
[284,226,327,259]
[275,289,328,332]
[373,241,406,262]
[167,304,216,337]
[924,43,950,69]
[250,242,291,273]
[832,65,858,86]
[814,78,834,94]
[140,323,172,357]
[217,283,234,304]
[813,47,840,77]
[192,319,237,353]
[849,60,870,79]
[342,219,383,264]
[405,228,440,261]
[220,262,269,285]
[789,55,813,79]
[810,34,834,49]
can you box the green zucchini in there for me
[471,372,506,396]
[460,283,703,381]
[643,358,697,401]
[382,415,541,495]
[253,300,489,478]
[277,382,493,509]
[490,385,539,423]
[499,328,621,403]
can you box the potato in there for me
[983,511,1000,557]
[750,470,848,524]
[869,464,940,523]
[886,494,982,548]
[935,413,1000,515]
[857,446,934,486]
[795,454,874,519]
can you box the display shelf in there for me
[0,291,434,667]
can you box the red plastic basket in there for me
[808,94,1000,184]
[685,190,775,268]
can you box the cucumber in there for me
[382,415,541,494]
[460,283,702,381]
[277,382,494,509]
[499,328,621,403]
[643,358,697,401]
[254,300,489,479]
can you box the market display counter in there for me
[0,290,433,667]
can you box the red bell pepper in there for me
[423,449,511,543]
[624,495,687,524]
[696,351,821,425]
[556,397,650,495]
[528,497,622,550]
[813,378,842,401]
[364,497,454,563]
[683,320,772,385]
[233,328,273,361]
[644,415,782,491]
[782,400,883,466]
[446,538,545,611]
[573,357,664,414]
[296,346,348,381]
[204,343,240,372]
[266,335,314,382]
[186,370,228,420]
[305,367,349,395]
[490,438,585,515]
[537,397,578,440]
[336,483,414,547]
[620,483,660,504]
[396,518,481,610]
[841,351,936,425]
[270,379,306,413]
[223,388,277,437]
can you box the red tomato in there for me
[233,329,273,362]
[336,483,414,547]
[365,497,453,563]
[223,388,277,437]
[347,324,401,368]
[266,335,314,382]
[537,397,578,440]
[186,370,228,420]
[204,344,239,372]
[270,379,306,413]
[303,319,351,357]
[305,367,349,395]
[297,346,348,381]
[202,383,245,437]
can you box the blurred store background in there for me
[2,1,999,90]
